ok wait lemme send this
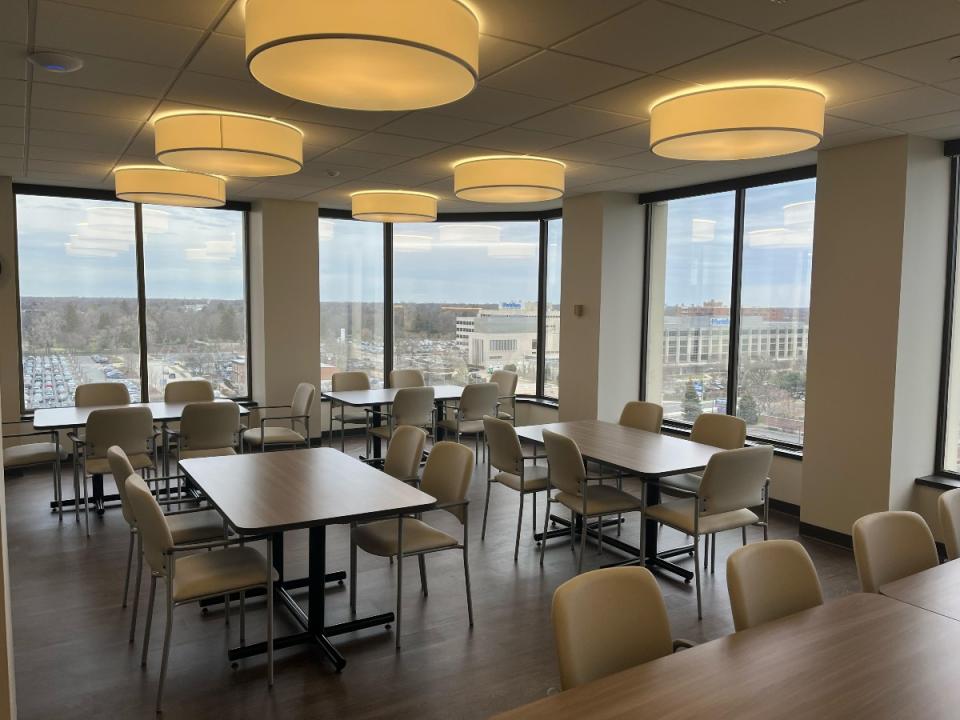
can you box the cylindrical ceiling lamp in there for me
[649,84,825,161]
[453,156,565,203]
[154,111,303,177]
[113,166,226,208]
[351,190,438,222]
[245,0,480,111]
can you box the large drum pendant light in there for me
[113,166,226,208]
[351,191,438,222]
[453,156,566,203]
[154,111,303,177]
[245,0,480,111]
[650,84,825,161]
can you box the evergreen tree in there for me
[682,381,701,422]
[738,395,760,425]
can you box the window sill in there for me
[916,474,960,491]
[661,422,803,460]
[516,396,558,409]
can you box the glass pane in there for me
[319,218,384,391]
[543,218,562,398]
[393,221,540,390]
[142,205,247,400]
[16,195,141,409]
[646,192,736,424]
[737,179,815,444]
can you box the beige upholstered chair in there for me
[73,406,156,536]
[163,379,214,403]
[329,371,370,452]
[482,415,549,561]
[365,386,435,457]
[540,430,643,573]
[107,447,227,645]
[661,413,746,495]
[643,445,773,618]
[350,441,474,648]
[727,539,823,631]
[378,425,427,483]
[490,370,519,424]
[3,421,68,519]
[853,511,938,593]
[178,402,240,460]
[243,382,315,452]
[938,489,960,561]
[389,368,425,388]
[126,473,276,712]
[75,381,130,407]
[439,382,498,461]
[552,567,693,690]
[618,401,664,433]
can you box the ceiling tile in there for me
[938,77,960,95]
[282,102,401,131]
[556,1,756,73]
[887,110,960,133]
[37,54,177,97]
[570,172,671,193]
[216,2,245,37]
[467,126,574,153]
[483,51,640,102]
[36,1,203,68]
[343,133,448,157]
[802,63,919,107]
[29,158,112,177]
[351,164,442,187]
[661,35,844,85]
[285,121,364,153]
[30,107,142,137]
[188,32,250,81]
[603,150,690,172]
[125,125,154,157]
[865,35,960,84]
[167,72,291,116]
[377,113,498,143]
[0,42,26,80]
[668,0,860,31]
[51,0,226,29]
[0,142,23,158]
[548,138,637,162]
[817,126,901,149]
[0,105,25,127]
[31,83,156,120]
[239,182,314,200]
[0,127,23,144]
[0,79,26,106]
[29,128,133,153]
[577,75,693,117]
[478,35,540,77]
[561,160,638,186]
[592,121,650,147]
[515,106,641,138]
[471,0,641,47]
[921,125,960,140]
[0,158,25,175]
[0,3,27,44]
[829,85,960,124]
[776,0,960,60]
[299,160,372,183]
[28,144,119,165]
[312,148,405,171]
[822,115,871,135]
[433,86,560,125]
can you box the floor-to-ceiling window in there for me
[939,151,960,473]
[543,217,562,399]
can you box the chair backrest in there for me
[75,382,130,407]
[382,425,427,481]
[490,370,518,398]
[291,382,316,418]
[939,488,960,561]
[618,401,663,433]
[483,415,523,474]
[125,474,174,575]
[691,413,746,449]
[697,445,772,515]
[552,567,673,691]
[332,371,370,392]
[853,511,939,593]
[163,379,214,403]
[458,382,499,421]
[106,446,137,527]
[392,387,434,426]
[420,441,473,523]
[726,539,823,632]
[390,369,425,388]
[543,429,586,497]
[180,402,240,451]
[85,406,154,461]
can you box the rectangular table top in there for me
[492,593,960,720]
[33,399,249,429]
[880,559,960,621]
[322,384,464,407]
[515,420,719,478]
[180,447,436,534]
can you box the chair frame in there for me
[440,396,500,463]
[2,421,64,519]
[363,401,437,459]
[247,403,311,453]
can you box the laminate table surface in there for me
[32,399,249,429]
[322,385,464,407]
[880,559,960,621]
[492,593,960,720]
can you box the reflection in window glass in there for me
[646,192,736,423]
[143,205,247,400]
[737,180,814,444]
[543,218,562,398]
[393,221,540,392]
[318,218,384,391]
[16,195,142,409]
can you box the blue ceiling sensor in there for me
[28,51,83,73]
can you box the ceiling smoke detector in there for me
[28,51,84,73]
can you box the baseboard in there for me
[799,521,852,549]
[769,499,800,517]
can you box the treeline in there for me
[318,302,500,341]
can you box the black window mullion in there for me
[726,188,746,419]
[133,203,150,400]
[639,203,652,401]
[383,221,394,384]
[936,157,960,474]
[535,219,548,398]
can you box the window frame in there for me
[318,207,562,402]
[639,165,817,452]
[12,183,253,414]
[934,152,960,477]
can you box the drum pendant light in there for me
[453,156,565,203]
[351,191,438,222]
[113,166,226,208]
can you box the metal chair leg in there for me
[418,554,428,596]
[597,515,604,555]
[577,514,587,573]
[742,526,747,546]
[539,498,551,567]
[122,530,134,608]
[82,472,89,537]
[155,580,173,713]
[267,536,274,688]
[481,481,492,540]
[710,532,716,574]
[141,575,157,666]
[239,590,246,646]
[130,534,143,643]
[349,526,358,614]
[395,520,404,650]
[532,492,537,540]
[694,536,703,620]
[514,493,524,562]
[703,534,710,570]
[463,548,474,627]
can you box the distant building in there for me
[661,312,808,367]
[457,303,560,370]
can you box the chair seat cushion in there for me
[645,499,759,535]
[438,418,484,435]
[555,485,642,516]
[334,408,368,425]
[86,453,153,476]
[352,517,458,557]
[173,546,277,603]
[369,423,430,440]
[497,410,514,421]
[495,465,549,492]
[660,472,701,495]
[179,447,237,460]
[167,509,227,545]
[3,442,67,468]
[243,427,305,446]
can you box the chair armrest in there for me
[673,639,696,651]
[256,405,292,411]
[2,430,55,440]
[521,453,546,461]
[66,431,84,446]
[167,534,271,553]
[428,500,468,512]
[441,401,461,412]
[364,408,393,420]
[260,414,307,423]
[163,505,212,517]
[643,477,699,499]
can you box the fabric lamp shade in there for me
[453,156,565,203]
[351,191,438,222]
[114,166,226,208]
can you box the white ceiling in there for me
[2,0,960,211]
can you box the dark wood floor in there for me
[6,440,859,719]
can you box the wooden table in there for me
[180,448,435,671]
[880,559,960,621]
[492,593,960,719]
[515,420,720,581]
[33,399,249,513]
